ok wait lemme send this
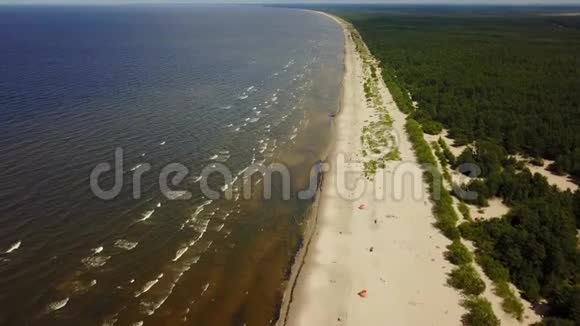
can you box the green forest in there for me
[330,6,580,325]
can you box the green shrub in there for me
[457,202,472,222]
[477,255,510,282]
[446,240,473,265]
[461,296,500,326]
[421,119,443,135]
[439,138,457,166]
[448,264,486,296]
[494,281,524,320]
[406,119,460,240]
[530,157,544,166]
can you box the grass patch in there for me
[448,264,486,296]
[457,201,472,222]
[494,281,524,321]
[406,119,460,240]
[446,240,473,265]
[461,296,501,326]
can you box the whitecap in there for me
[160,141,166,146]
[193,218,210,235]
[192,175,202,183]
[189,256,201,264]
[131,322,143,326]
[156,202,161,208]
[130,163,143,171]
[173,247,188,262]
[139,210,154,222]
[209,154,218,160]
[5,241,21,254]
[47,298,69,312]
[201,283,210,295]
[134,273,163,298]
[91,246,103,254]
[238,94,248,100]
[165,190,187,200]
[214,224,224,232]
[82,255,110,268]
[247,86,255,92]
[114,239,138,251]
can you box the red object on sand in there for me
[358,204,365,209]
[357,290,367,298]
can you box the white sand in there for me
[424,129,468,158]
[280,12,464,326]
[469,198,510,221]
[523,158,578,192]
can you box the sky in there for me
[1,0,579,5]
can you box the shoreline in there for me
[278,11,465,325]
[275,10,347,325]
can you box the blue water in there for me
[0,5,343,325]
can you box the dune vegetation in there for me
[331,7,580,325]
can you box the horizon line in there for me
[1,1,580,6]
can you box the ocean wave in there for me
[172,247,188,262]
[138,209,155,222]
[47,297,69,312]
[5,241,21,254]
[130,163,143,171]
[134,273,163,298]
[193,218,210,235]
[82,255,111,268]
[91,246,103,254]
[201,283,210,296]
[114,239,138,251]
[165,190,188,200]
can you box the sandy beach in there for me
[278,12,465,325]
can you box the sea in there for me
[0,5,343,325]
